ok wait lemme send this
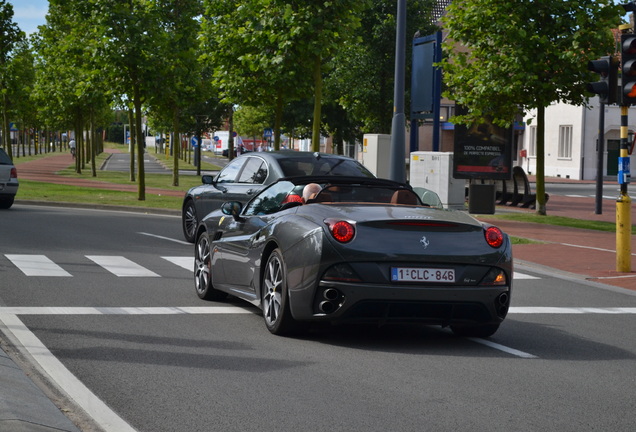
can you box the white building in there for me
[521,98,636,181]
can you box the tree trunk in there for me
[3,93,12,159]
[172,107,180,187]
[274,92,283,151]
[311,54,322,152]
[90,111,97,177]
[535,105,547,215]
[128,108,135,182]
[134,92,145,201]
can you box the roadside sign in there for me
[191,136,199,148]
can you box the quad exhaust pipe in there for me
[318,288,343,314]
[495,292,510,318]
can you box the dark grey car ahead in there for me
[181,151,374,242]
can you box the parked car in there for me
[0,148,18,209]
[193,176,512,337]
[181,151,375,242]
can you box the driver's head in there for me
[302,183,322,203]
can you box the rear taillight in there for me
[484,226,504,248]
[325,218,356,243]
[480,268,507,286]
[10,167,17,179]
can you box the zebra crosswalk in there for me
[3,254,540,280]
[4,254,194,278]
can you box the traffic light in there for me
[621,34,636,106]
[587,56,618,105]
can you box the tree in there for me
[3,36,36,157]
[35,0,112,175]
[202,0,313,153]
[0,0,24,159]
[149,0,204,186]
[439,0,622,215]
[285,0,369,151]
[327,0,436,135]
[95,0,161,200]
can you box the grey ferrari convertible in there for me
[194,176,512,338]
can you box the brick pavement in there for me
[12,151,636,290]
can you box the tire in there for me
[262,249,304,335]
[194,233,227,301]
[451,323,500,338]
[0,196,14,209]
[182,199,197,243]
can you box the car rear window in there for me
[280,157,374,178]
[0,148,13,165]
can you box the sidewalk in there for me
[3,150,636,431]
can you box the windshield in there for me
[278,157,374,178]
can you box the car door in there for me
[196,157,247,217]
[221,156,270,204]
[214,181,294,296]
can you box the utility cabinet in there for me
[361,134,391,179]
[409,152,465,209]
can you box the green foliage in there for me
[1,0,26,156]
[439,0,623,127]
[326,0,437,134]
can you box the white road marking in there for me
[5,254,72,277]
[162,256,193,271]
[510,307,636,314]
[0,313,137,432]
[468,338,539,359]
[513,272,539,280]
[138,232,191,245]
[0,306,253,315]
[3,306,633,316]
[468,337,538,359]
[86,255,160,277]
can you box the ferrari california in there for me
[193,176,512,337]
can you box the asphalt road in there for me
[1,204,635,431]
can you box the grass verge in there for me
[483,212,636,235]
[17,180,183,210]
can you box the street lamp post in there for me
[389,0,407,183]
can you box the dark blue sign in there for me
[618,156,631,184]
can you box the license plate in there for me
[391,267,455,283]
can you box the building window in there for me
[528,126,537,157]
[558,125,573,159]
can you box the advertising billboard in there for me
[452,107,513,180]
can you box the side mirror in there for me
[201,175,214,185]
[221,201,243,221]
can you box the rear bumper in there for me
[0,182,18,196]
[291,281,510,326]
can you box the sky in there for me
[7,0,49,36]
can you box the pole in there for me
[616,105,632,272]
[595,102,605,214]
[389,0,406,183]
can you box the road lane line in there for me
[85,256,160,277]
[0,306,253,315]
[138,232,191,245]
[2,306,635,316]
[5,254,72,277]
[513,272,539,280]
[162,256,193,271]
[0,313,137,432]
[510,307,636,314]
[468,338,538,359]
